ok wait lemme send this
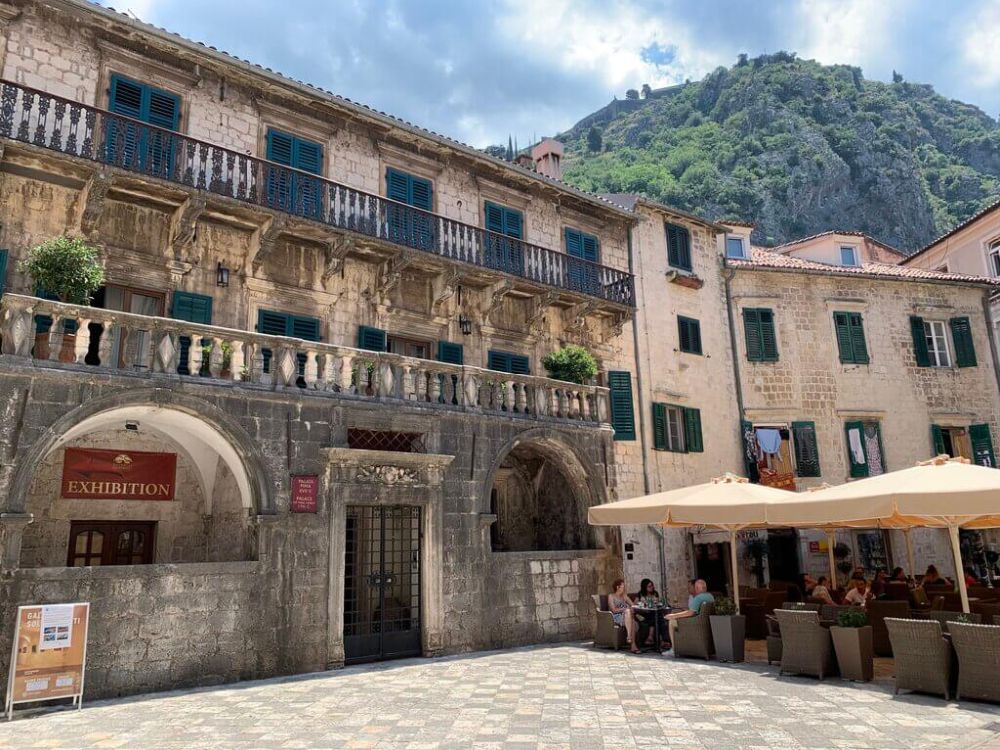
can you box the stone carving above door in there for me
[355,465,419,485]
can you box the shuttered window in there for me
[909,315,931,367]
[265,129,323,218]
[172,291,213,376]
[0,249,8,295]
[833,311,869,364]
[845,421,884,478]
[652,403,702,452]
[969,423,996,468]
[666,223,691,271]
[608,371,636,441]
[358,325,387,352]
[950,316,977,368]
[484,202,525,275]
[684,407,703,452]
[386,168,434,251]
[107,74,181,177]
[437,341,464,365]
[743,307,778,362]
[931,424,947,457]
[677,316,702,355]
[386,168,433,210]
[792,421,821,477]
[565,227,600,294]
[256,309,321,376]
[487,350,530,374]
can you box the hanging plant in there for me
[833,542,852,560]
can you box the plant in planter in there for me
[709,596,746,663]
[18,236,104,362]
[831,607,873,682]
[541,345,598,384]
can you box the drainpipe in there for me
[625,219,667,597]
[722,260,747,423]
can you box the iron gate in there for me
[343,505,422,664]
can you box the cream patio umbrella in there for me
[588,474,796,613]
[774,456,1000,612]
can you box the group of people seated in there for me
[608,577,715,654]
[799,564,960,608]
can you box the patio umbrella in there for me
[781,456,1000,612]
[588,474,795,613]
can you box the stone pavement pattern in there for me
[1,644,999,750]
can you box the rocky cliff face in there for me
[559,53,1000,252]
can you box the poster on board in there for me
[5,603,90,720]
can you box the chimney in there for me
[514,153,534,170]
[530,138,564,180]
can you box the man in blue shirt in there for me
[666,579,715,647]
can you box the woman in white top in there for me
[844,578,870,606]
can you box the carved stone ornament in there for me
[355,465,419,484]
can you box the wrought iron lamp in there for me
[459,314,473,335]
[216,262,231,287]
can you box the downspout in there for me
[722,259,747,421]
[625,218,667,597]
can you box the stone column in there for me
[0,512,33,572]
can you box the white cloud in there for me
[790,0,904,71]
[961,3,1000,89]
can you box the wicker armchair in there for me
[782,601,820,612]
[972,602,1000,621]
[765,615,782,664]
[775,609,836,680]
[820,604,852,623]
[592,594,628,650]
[744,591,785,639]
[867,600,910,656]
[949,622,1000,704]
[672,602,715,660]
[884,617,951,700]
[925,611,982,633]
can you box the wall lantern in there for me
[459,314,473,336]
[216,262,231,288]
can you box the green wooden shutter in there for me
[357,325,387,352]
[386,168,410,203]
[485,202,505,234]
[437,341,464,365]
[487,350,511,372]
[290,315,321,341]
[171,291,213,324]
[684,407,703,452]
[666,223,691,271]
[509,354,530,375]
[0,249,8,295]
[743,308,762,361]
[950,316,977,368]
[565,227,583,258]
[502,208,523,239]
[608,371,636,441]
[910,315,930,367]
[969,423,996,468]
[849,312,869,364]
[652,403,667,451]
[845,421,869,478]
[109,74,144,119]
[293,139,323,174]
[791,421,821,477]
[410,175,433,211]
[759,309,778,361]
[678,316,701,355]
[266,129,294,165]
[257,309,289,336]
[145,86,181,130]
[833,312,853,363]
[931,424,946,456]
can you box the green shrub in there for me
[541,345,598,384]
[18,236,104,304]
[837,608,869,628]
[712,596,737,616]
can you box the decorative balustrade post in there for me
[152,326,178,374]
[46,314,64,362]
[597,391,610,424]
[502,380,515,413]
[229,340,246,382]
[97,319,115,367]
[303,349,319,389]
[514,382,527,413]
[377,360,395,398]
[463,372,479,408]
[533,385,548,417]
[276,346,297,388]
[400,364,414,400]
[569,389,581,420]
[188,330,204,376]
[557,389,569,419]
[428,369,442,404]
[73,318,92,364]
[250,342,267,384]
[209,337,225,378]
[0,302,35,357]
[338,354,355,393]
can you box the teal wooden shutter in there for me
[833,312,853,363]
[931,424,946,456]
[666,223,691,271]
[256,309,289,374]
[145,87,181,130]
[437,341,464,365]
[759,309,778,361]
[109,74,143,118]
[969,423,996,467]
[485,202,505,234]
[652,403,667,451]
[678,316,702,355]
[743,308,762,361]
[290,315,321,341]
[293,139,323,174]
[357,325,387,352]
[845,421,869,478]
[410,175,433,211]
[266,129,294,165]
[910,315,930,367]
[950,317,976,367]
[849,312,869,364]
[503,208,523,239]
[683,407,703,452]
[565,227,583,257]
[608,371,636,441]
[509,354,530,375]
[0,249,8,295]
[487,350,511,372]
[386,168,410,203]
[172,291,213,376]
[792,421,821,477]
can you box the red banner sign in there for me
[61,448,177,501]
[290,475,318,513]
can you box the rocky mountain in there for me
[557,53,1000,252]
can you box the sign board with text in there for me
[290,475,319,513]
[6,602,90,719]
[61,448,177,501]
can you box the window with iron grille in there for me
[347,428,426,453]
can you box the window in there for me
[666,223,692,271]
[107,74,181,177]
[565,227,600,294]
[924,320,951,367]
[487,350,530,374]
[791,421,821,477]
[652,403,703,453]
[950,316,977,367]
[265,129,323,217]
[171,291,213,376]
[386,168,434,251]
[357,325,387,352]
[931,425,971,460]
[257,309,321,380]
[726,236,746,259]
[911,315,976,368]
[988,239,1000,277]
[67,521,156,567]
[840,246,859,266]
[607,371,635,441]
[742,307,778,362]
[969,423,997,467]
[744,424,796,488]
[833,311,869,364]
[387,334,431,360]
[845,420,885,477]
[677,316,702,355]
[484,202,524,275]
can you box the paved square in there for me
[2,644,999,749]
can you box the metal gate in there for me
[343,505,422,664]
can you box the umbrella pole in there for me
[947,525,970,613]
[903,528,915,579]
[729,529,741,614]
[826,530,837,586]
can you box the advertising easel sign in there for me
[5,603,90,720]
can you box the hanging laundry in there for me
[755,428,782,455]
[848,427,866,466]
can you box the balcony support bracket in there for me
[564,300,598,338]
[321,236,353,284]
[484,280,514,327]
[431,268,461,315]
[250,214,287,273]
[372,251,412,306]
[168,195,207,260]
[527,290,559,336]
[74,169,113,238]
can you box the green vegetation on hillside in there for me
[559,53,1000,251]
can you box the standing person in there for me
[608,579,640,654]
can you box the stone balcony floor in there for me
[3,642,998,749]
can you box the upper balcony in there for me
[0,81,634,309]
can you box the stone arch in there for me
[5,388,273,517]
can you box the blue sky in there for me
[114,0,1000,148]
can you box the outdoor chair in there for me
[765,615,782,664]
[820,604,852,623]
[591,594,628,650]
[775,609,836,680]
[884,617,952,700]
[949,622,1000,704]
[672,602,715,660]
[971,602,1000,621]
[744,591,785,639]
[884,581,911,602]
[926,611,981,633]
[939,592,964,611]
[968,586,999,603]
[782,601,820,612]
[867,600,910,656]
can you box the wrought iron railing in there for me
[0,81,635,306]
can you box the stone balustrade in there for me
[0,295,610,425]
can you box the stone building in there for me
[0,0,643,698]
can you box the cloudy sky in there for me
[113,0,1000,148]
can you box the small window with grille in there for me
[347,428,426,453]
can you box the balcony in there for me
[0,81,634,308]
[0,295,611,426]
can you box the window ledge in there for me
[666,269,703,290]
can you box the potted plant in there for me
[830,607,873,682]
[18,236,104,363]
[541,345,598,384]
[709,596,746,663]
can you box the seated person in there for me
[844,577,870,606]
[665,579,714,645]
[608,578,641,654]
[889,567,910,585]
[871,568,888,598]
[801,574,818,595]
[633,578,665,649]
[964,567,979,588]
[921,564,951,590]
[810,575,835,605]
[635,578,661,607]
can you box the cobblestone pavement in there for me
[2,644,999,750]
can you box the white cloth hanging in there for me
[848,427,866,466]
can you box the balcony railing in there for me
[0,295,611,425]
[0,81,635,307]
